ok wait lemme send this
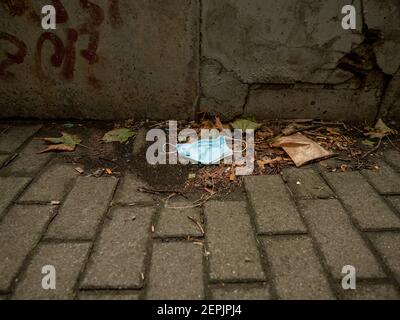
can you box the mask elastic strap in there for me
[224,136,248,153]
[162,143,178,155]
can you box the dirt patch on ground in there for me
[3,118,398,197]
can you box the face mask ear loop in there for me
[224,136,248,153]
[162,143,178,155]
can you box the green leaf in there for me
[102,128,136,143]
[231,119,262,131]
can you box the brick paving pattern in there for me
[0,124,399,300]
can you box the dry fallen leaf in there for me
[215,117,230,130]
[39,144,75,153]
[215,117,224,131]
[365,119,397,139]
[327,127,341,136]
[39,132,81,153]
[200,120,215,130]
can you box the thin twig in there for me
[138,187,186,197]
[361,137,383,159]
[313,121,346,127]
[187,216,205,235]
[99,156,117,164]
[386,136,400,153]
[165,193,213,209]
[78,143,94,150]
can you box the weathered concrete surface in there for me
[244,83,382,122]
[0,0,199,120]
[382,70,400,120]
[202,0,363,84]
[1,0,400,121]
[199,0,393,122]
[200,58,248,121]
[364,0,400,75]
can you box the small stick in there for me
[78,143,94,150]
[187,216,205,235]
[165,193,213,209]
[361,137,383,159]
[313,121,346,127]
[138,187,185,197]
[99,156,117,164]
[387,136,400,153]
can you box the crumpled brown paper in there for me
[273,133,335,167]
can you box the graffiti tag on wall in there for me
[0,0,122,86]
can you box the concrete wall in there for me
[0,0,399,122]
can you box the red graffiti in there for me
[62,29,78,80]
[1,0,28,16]
[0,32,27,78]
[35,32,65,79]
[52,0,69,24]
[78,0,104,64]
[1,0,123,83]
[109,0,122,27]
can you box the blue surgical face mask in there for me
[176,135,233,164]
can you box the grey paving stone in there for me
[113,174,153,205]
[205,201,265,281]
[244,176,306,234]
[262,235,334,300]
[19,163,77,202]
[283,168,334,199]
[384,149,400,171]
[368,232,400,284]
[211,285,271,300]
[78,291,140,300]
[0,205,54,292]
[323,172,400,230]
[155,202,203,238]
[81,206,154,289]
[12,243,91,300]
[0,177,31,218]
[300,199,385,279]
[362,161,400,194]
[343,283,400,300]
[387,196,400,213]
[147,242,204,300]
[0,125,42,153]
[46,177,118,240]
[1,139,52,176]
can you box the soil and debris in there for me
[1,117,399,203]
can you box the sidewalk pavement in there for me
[0,124,399,300]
